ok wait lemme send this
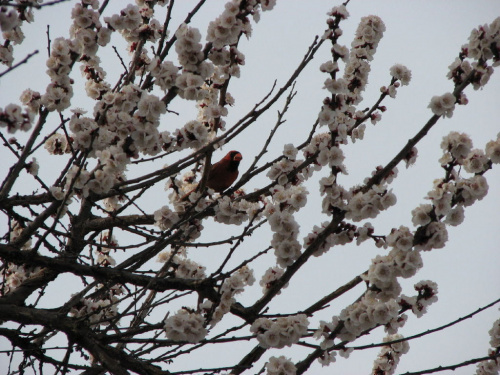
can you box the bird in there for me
[206,150,242,193]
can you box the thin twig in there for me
[0,50,38,78]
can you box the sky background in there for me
[1,1,500,374]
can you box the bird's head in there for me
[224,151,242,171]
[224,151,242,162]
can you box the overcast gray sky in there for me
[1,1,500,374]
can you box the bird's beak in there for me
[233,153,242,161]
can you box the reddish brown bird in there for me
[206,151,242,193]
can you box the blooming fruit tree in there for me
[0,1,499,374]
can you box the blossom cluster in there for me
[0,0,40,66]
[1,264,41,294]
[207,1,250,49]
[476,360,500,375]
[214,195,261,225]
[399,280,439,318]
[259,266,286,294]
[389,64,412,86]
[475,317,500,374]
[372,334,410,375]
[0,103,33,134]
[344,15,386,104]
[157,251,207,280]
[196,85,230,131]
[69,284,124,328]
[175,24,214,100]
[267,145,309,186]
[380,64,412,99]
[40,37,74,112]
[70,2,111,56]
[266,355,296,375]
[205,0,274,84]
[463,17,500,89]
[345,187,397,222]
[303,221,355,257]
[315,241,436,348]
[203,266,255,326]
[164,309,207,343]
[95,231,118,267]
[154,205,180,231]
[250,314,309,349]
[105,3,162,47]
[488,318,500,349]
[44,133,72,155]
[9,220,31,249]
[336,296,401,342]
[93,84,166,157]
[363,245,423,301]
[266,200,302,267]
[148,58,180,91]
[428,92,456,117]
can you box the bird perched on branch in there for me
[206,150,242,193]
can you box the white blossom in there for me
[251,314,309,349]
[266,356,296,375]
[464,149,490,173]
[390,64,412,85]
[485,137,500,163]
[164,310,207,343]
[428,93,456,117]
[372,334,410,375]
[154,206,180,230]
[136,93,166,122]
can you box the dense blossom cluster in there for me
[345,187,397,222]
[175,24,213,100]
[148,58,180,91]
[372,334,410,375]
[363,246,422,301]
[250,314,309,349]
[40,37,75,112]
[164,309,207,343]
[207,1,250,49]
[205,0,276,87]
[344,15,386,104]
[314,278,436,361]
[337,296,401,341]
[265,193,303,267]
[262,145,311,266]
